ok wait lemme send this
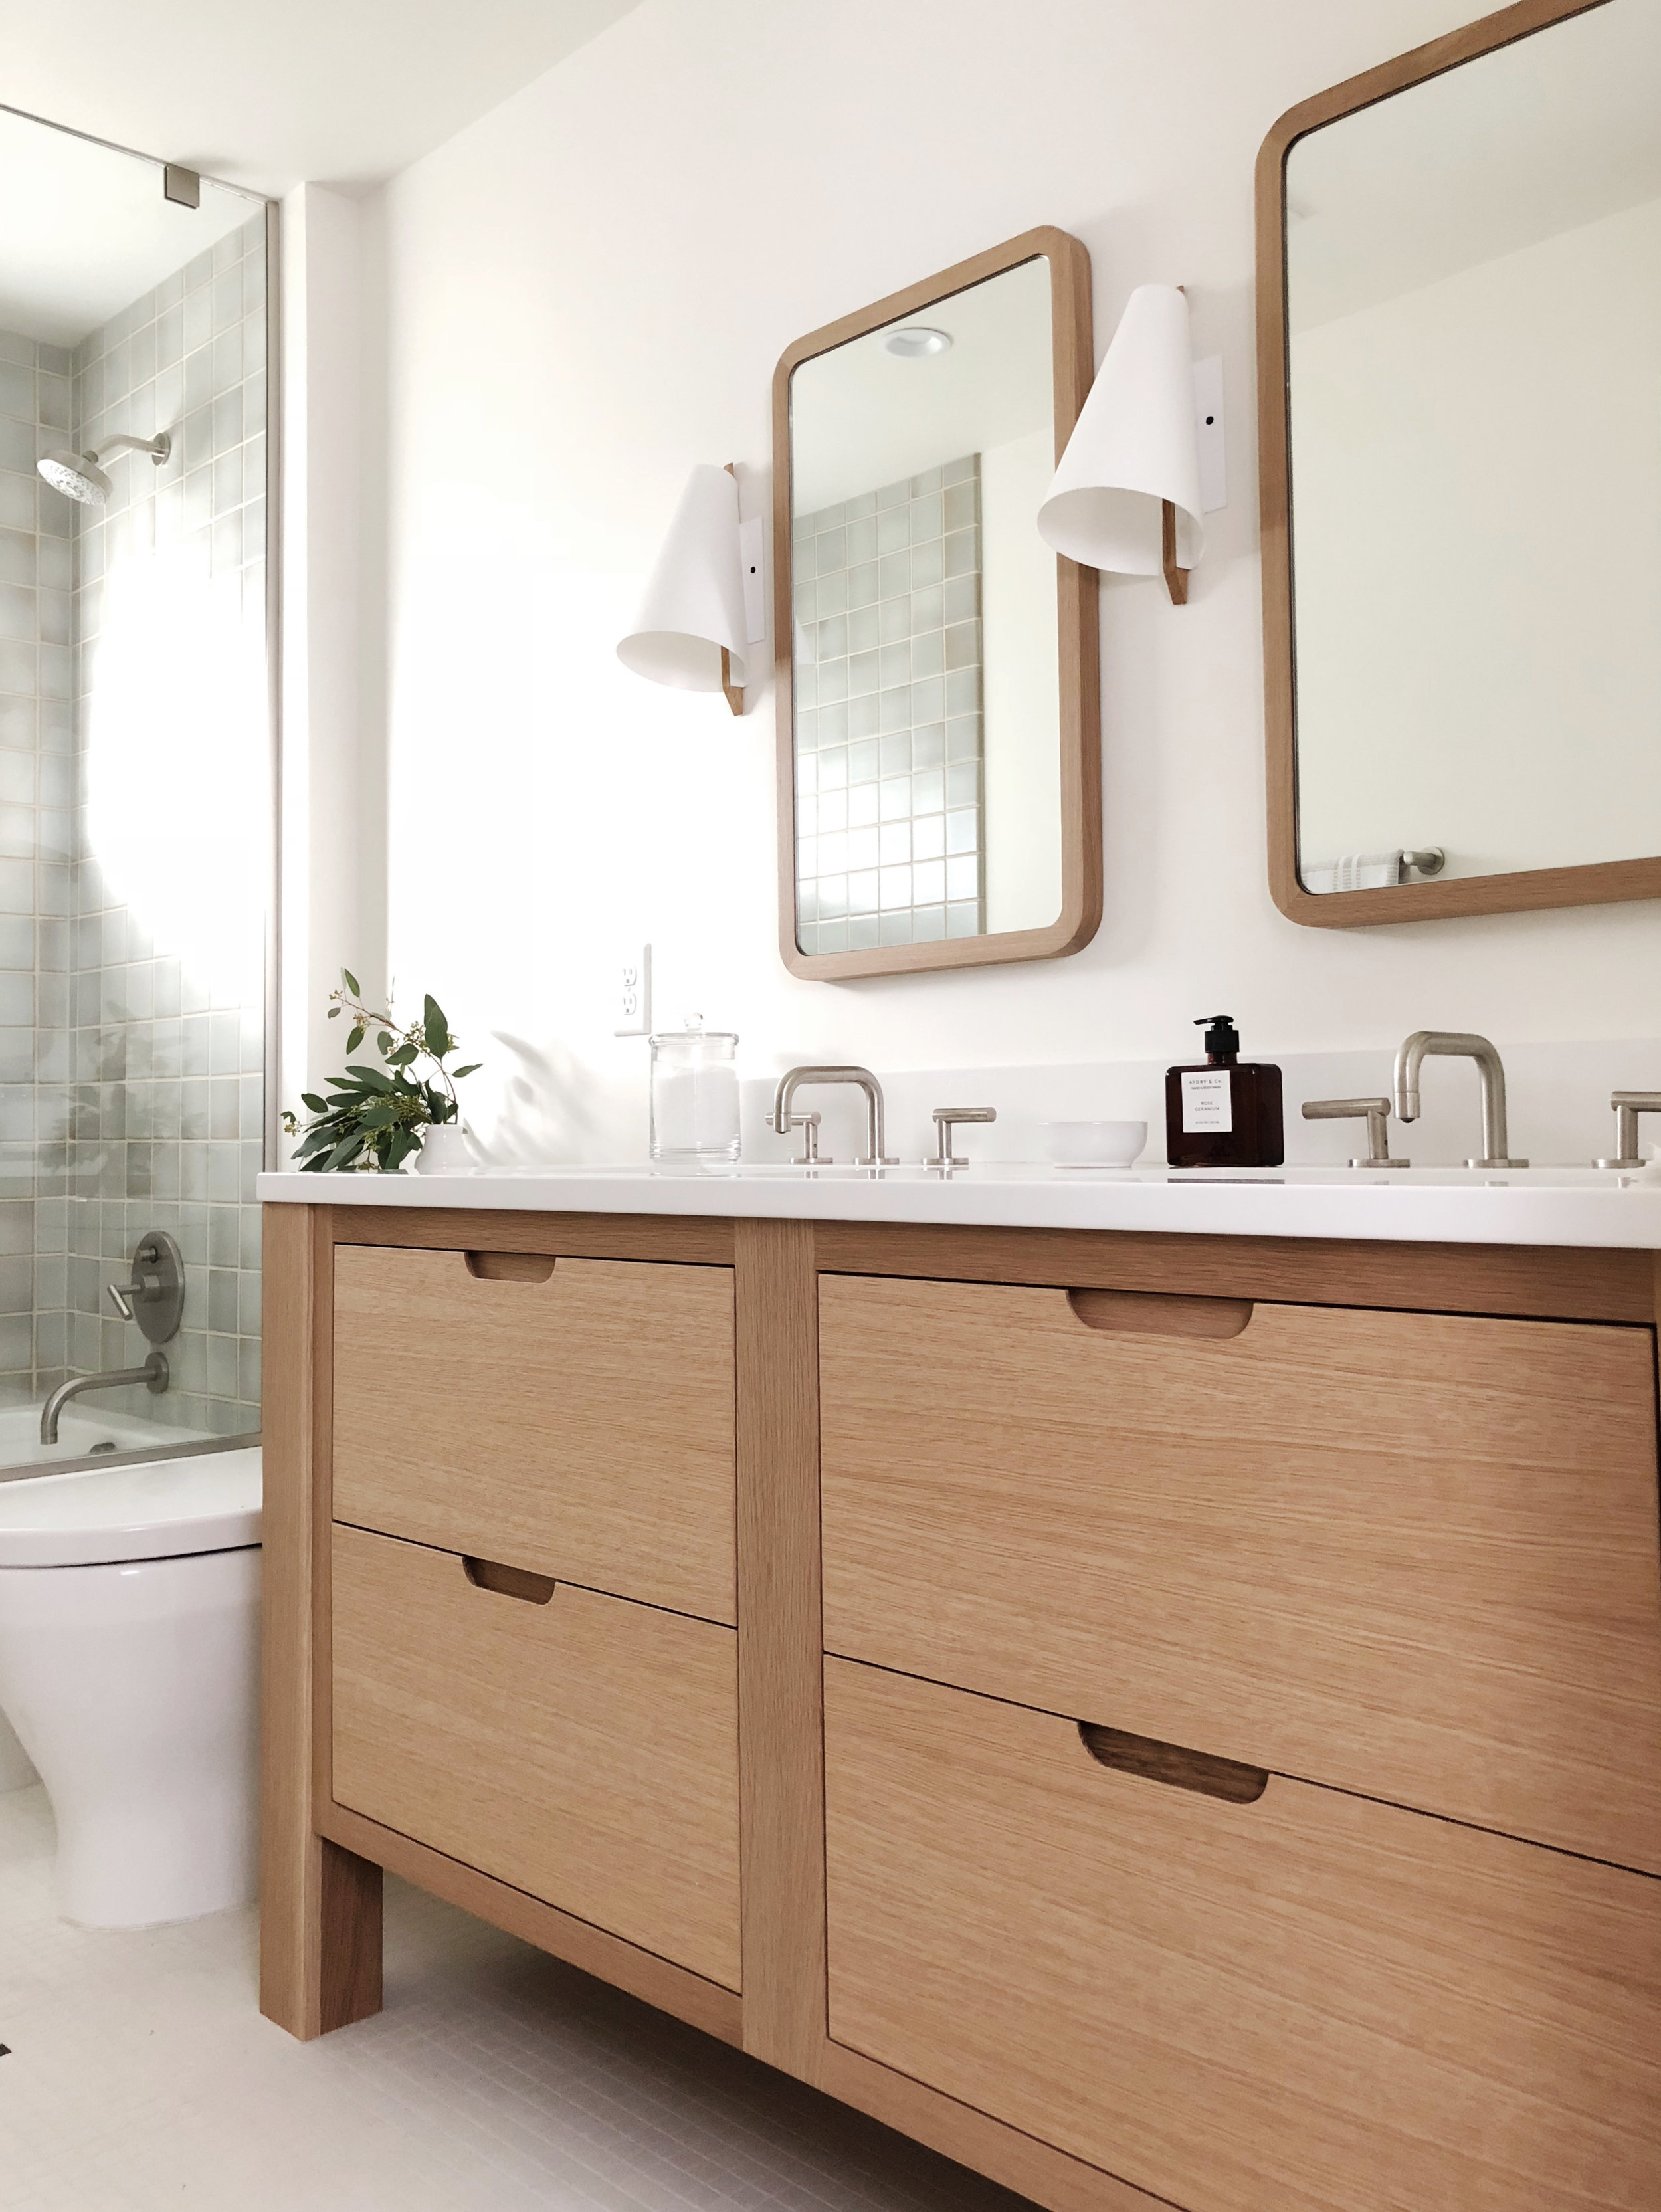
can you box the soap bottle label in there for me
[1181,1070,1233,1134]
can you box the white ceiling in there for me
[0,0,640,199]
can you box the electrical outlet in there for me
[614,944,652,1037]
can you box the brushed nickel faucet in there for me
[769,1066,897,1166]
[926,1106,997,1169]
[1595,1090,1661,1169]
[41,1350,169,1446]
[1300,1096,1407,1167]
[1393,1031,1527,1168]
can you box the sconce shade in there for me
[617,464,749,691]
[1036,283,1204,575]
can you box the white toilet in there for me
[0,1447,262,1927]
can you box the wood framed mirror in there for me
[1258,0,1661,927]
[773,227,1100,980]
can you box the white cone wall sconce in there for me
[1036,284,1226,606]
[617,463,767,714]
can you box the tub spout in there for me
[41,1350,169,1445]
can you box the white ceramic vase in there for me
[413,1121,476,1174]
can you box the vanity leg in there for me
[735,1218,827,2083]
[260,1203,383,2037]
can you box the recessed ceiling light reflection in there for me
[883,326,953,359]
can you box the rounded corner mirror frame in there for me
[1254,0,1661,929]
[771,224,1102,981]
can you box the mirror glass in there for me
[788,254,1065,955]
[1286,0,1661,892]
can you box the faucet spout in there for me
[41,1349,169,1446]
[1392,1031,1527,1169]
[770,1065,897,1167]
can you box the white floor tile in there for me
[0,1786,1032,2212]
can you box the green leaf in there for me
[377,1033,394,1055]
[328,1003,340,1019]
[422,995,452,1058]
[387,1043,418,1068]
[345,1063,395,1092]
[450,1063,482,1080]
[346,1024,365,1054]
[324,1132,364,1171]
[300,1092,328,1114]
[342,969,360,996]
[385,1130,417,1171]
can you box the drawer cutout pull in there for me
[465,1251,556,1283]
[1079,1721,1267,1804]
[1068,1288,1252,1340]
[463,1555,557,1604]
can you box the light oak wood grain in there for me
[320,1799,744,2049]
[815,2042,1167,2212]
[811,1219,1654,1322]
[331,1525,741,1989]
[733,1219,826,2081]
[326,1206,733,1264]
[772,227,1100,981]
[259,1204,383,2037]
[825,1659,1661,2212]
[820,1275,1661,1871]
[1256,0,1646,928]
[332,1245,736,1623]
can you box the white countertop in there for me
[257,1162,1661,1249]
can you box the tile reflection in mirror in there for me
[779,233,1102,977]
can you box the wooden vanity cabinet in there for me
[332,1524,740,1987]
[264,1209,1661,2212]
[819,1276,1661,1873]
[332,1241,736,1623]
[824,1660,1661,2212]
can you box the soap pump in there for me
[1165,1014,1284,1169]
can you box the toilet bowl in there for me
[0,1445,262,1927]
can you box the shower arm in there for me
[88,431,171,465]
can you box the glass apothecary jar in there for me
[650,1021,740,1162]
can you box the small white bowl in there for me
[1041,1119,1147,1168]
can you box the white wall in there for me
[981,426,1062,934]
[1292,194,1661,879]
[280,182,387,1119]
[356,0,1661,1165]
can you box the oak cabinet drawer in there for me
[825,1659,1661,2212]
[332,1245,735,1623]
[819,1275,1661,1872]
[331,1524,741,1989]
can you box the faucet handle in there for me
[1301,1096,1409,1169]
[1597,1090,1661,1170]
[927,1106,997,1169]
[769,1108,830,1165]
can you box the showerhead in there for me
[38,449,111,504]
[37,430,171,508]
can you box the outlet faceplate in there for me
[614,944,652,1037]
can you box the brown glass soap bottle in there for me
[1165,1015,1284,1169]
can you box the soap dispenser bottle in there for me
[1165,1015,1284,1169]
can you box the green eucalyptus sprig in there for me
[279,970,482,1173]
